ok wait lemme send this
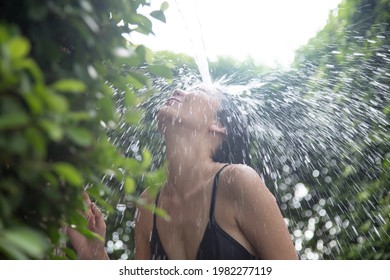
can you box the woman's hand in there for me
[67,192,109,260]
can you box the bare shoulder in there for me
[222,164,275,202]
[225,164,261,182]
[222,165,297,259]
[223,164,266,191]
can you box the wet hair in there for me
[212,92,252,166]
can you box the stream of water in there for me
[109,1,390,260]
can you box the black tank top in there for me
[150,165,258,260]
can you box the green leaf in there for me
[0,227,48,259]
[342,165,354,177]
[128,14,152,30]
[135,45,153,63]
[123,51,143,67]
[53,162,84,187]
[8,37,30,59]
[383,158,390,171]
[124,177,136,194]
[66,111,93,122]
[66,127,92,147]
[144,47,154,64]
[40,120,63,141]
[25,127,46,159]
[148,64,173,79]
[68,219,104,242]
[96,95,116,122]
[360,220,372,233]
[0,195,11,219]
[52,79,86,93]
[150,10,166,23]
[155,207,170,220]
[127,70,150,89]
[383,105,390,116]
[42,171,59,187]
[23,92,43,114]
[17,58,44,82]
[357,191,370,202]
[0,238,28,259]
[44,92,68,113]
[135,26,154,36]
[122,158,145,175]
[124,88,137,107]
[145,165,167,191]
[142,203,170,221]
[160,1,169,11]
[124,110,142,124]
[141,149,152,168]
[62,247,78,260]
[9,133,28,155]
[0,112,29,131]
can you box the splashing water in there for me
[116,204,127,223]
[108,4,390,260]
[111,51,389,260]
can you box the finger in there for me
[81,191,94,225]
[82,191,92,205]
[86,204,96,229]
[66,226,82,243]
[91,203,105,229]
[91,203,102,218]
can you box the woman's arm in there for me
[229,165,298,260]
[134,190,152,260]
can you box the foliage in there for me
[1,0,389,261]
[291,0,390,259]
[209,56,272,83]
[0,0,169,259]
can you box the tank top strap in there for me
[153,191,161,230]
[209,164,230,223]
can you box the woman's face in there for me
[157,86,221,132]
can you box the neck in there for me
[162,126,221,197]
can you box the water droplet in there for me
[116,204,126,212]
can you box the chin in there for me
[156,108,171,133]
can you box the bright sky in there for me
[131,0,342,68]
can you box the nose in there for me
[172,89,187,97]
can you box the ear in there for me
[208,124,227,136]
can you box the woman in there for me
[136,85,297,260]
[68,85,298,260]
